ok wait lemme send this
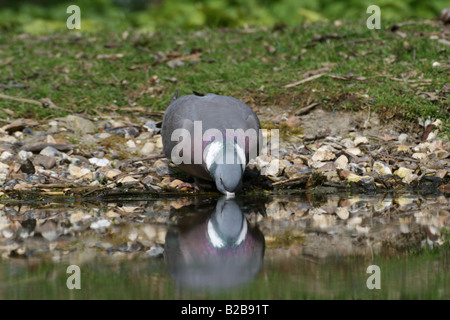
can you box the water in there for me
[0,192,448,299]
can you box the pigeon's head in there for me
[213,163,243,196]
[205,141,245,196]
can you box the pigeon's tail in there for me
[171,90,179,103]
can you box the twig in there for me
[284,73,327,89]
[295,102,321,116]
[272,174,310,186]
[0,93,42,105]
[128,154,166,163]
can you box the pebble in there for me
[90,219,111,230]
[34,155,56,169]
[395,167,413,178]
[412,153,427,160]
[146,245,164,257]
[140,142,156,155]
[69,165,92,179]
[18,150,33,161]
[261,159,280,176]
[354,136,368,146]
[311,147,336,161]
[153,160,170,176]
[335,155,348,170]
[0,151,13,161]
[89,157,110,167]
[40,146,60,157]
[117,176,139,185]
[373,161,392,175]
[346,147,362,156]
[335,207,350,220]
[63,115,96,134]
[106,169,122,179]
[126,140,136,149]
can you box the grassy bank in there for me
[0,21,448,135]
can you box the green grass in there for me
[0,21,448,135]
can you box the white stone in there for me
[346,147,361,156]
[126,140,136,149]
[354,136,369,146]
[40,146,60,157]
[140,142,156,155]
[89,157,110,167]
[395,167,413,178]
[412,153,427,160]
[336,207,349,220]
[398,133,409,143]
[0,151,13,161]
[311,147,336,161]
[261,159,280,176]
[69,165,92,178]
[117,176,139,184]
[106,169,122,179]
[373,161,392,175]
[90,219,111,230]
[335,155,348,169]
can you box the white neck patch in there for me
[204,141,246,171]
[207,218,248,249]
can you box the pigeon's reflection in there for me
[164,196,265,290]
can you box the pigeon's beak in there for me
[225,191,235,199]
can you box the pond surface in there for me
[0,192,448,299]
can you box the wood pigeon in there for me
[164,196,265,289]
[161,91,261,196]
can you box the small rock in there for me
[398,133,409,143]
[261,159,280,176]
[146,245,164,257]
[0,151,13,161]
[311,147,336,162]
[412,153,427,160]
[117,176,139,184]
[34,155,56,169]
[126,140,136,149]
[169,179,184,188]
[90,219,111,230]
[69,165,92,178]
[140,142,156,155]
[18,150,33,161]
[336,207,349,220]
[94,132,112,140]
[354,136,368,146]
[36,220,59,242]
[144,121,159,135]
[89,157,110,167]
[373,161,392,175]
[40,146,60,157]
[0,162,10,171]
[403,172,418,184]
[20,159,35,174]
[335,155,348,170]
[0,173,7,186]
[153,160,170,176]
[346,173,374,185]
[346,147,361,156]
[395,167,413,178]
[106,169,122,179]
[154,135,163,149]
[63,115,96,134]
[26,174,45,184]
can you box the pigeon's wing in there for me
[161,98,195,160]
